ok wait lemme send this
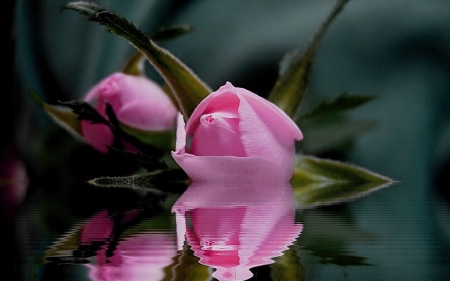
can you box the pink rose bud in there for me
[172,82,303,181]
[81,72,178,153]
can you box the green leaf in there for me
[30,90,85,142]
[88,168,189,193]
[62,2,211,119]
[292,155,394,183]
[298,93,375,121]
[291,155,396,208]
[268,0,351,118]
[122,25,194,75]
[149,24,194,42]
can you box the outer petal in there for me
[233,85,302,179]
[171,152,287,182]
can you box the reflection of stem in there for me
[163,243,211,281]
[271,244,306,281]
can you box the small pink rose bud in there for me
[172,82,303,181]
[81,72,178,153]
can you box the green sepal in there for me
[291,155,396,208]
[58,100,109,124]
[62,2,211,119]
[30,90,85,142]
[268,0,351,118]
[297,92,375,121]
[119,124,175,152]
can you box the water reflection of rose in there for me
[80,210,177,281]
[172,182,303,281]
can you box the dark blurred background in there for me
[3,0,450,279]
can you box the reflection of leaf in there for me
[88,169,188,193]
[163,243,211,281]
[296,209,375,267]
[63,2,211,119]
[291,155,395,208]
[298,93,375,121]
[271,245,306,281]
[268,0,351,118]
[301,241,372,267]
[299,118,376,154]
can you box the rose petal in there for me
[171,152,287,182]
[185,90,240,136]
[190,112,245,156]
[175,113,187,154]
[80,121,114,153]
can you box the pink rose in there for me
[172,181,302,281]
[172,82,303,181]
[81,72,178,153]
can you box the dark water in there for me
[3,179,450,281]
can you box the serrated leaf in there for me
[268,0,351,118]
[291,155,396,208]
[298,93,375,121]
[88,169,188,193]
[30,90,85,142]
[60,1,105,18]
[62,2,211,118]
